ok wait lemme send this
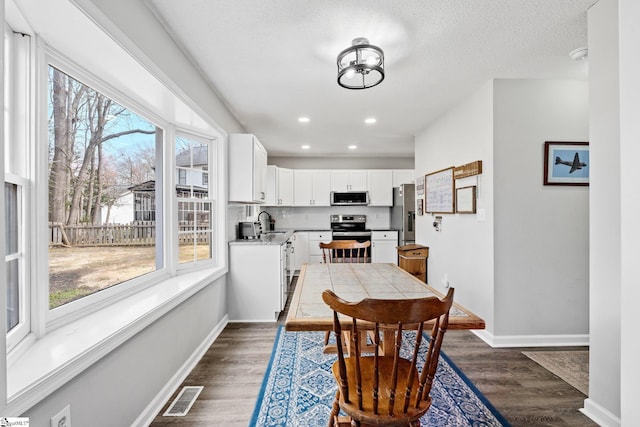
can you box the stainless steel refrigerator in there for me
[390,183,415,246]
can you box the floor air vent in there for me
[163,386,204,417]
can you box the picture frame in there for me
[415,175,425,197]
[543,141,589,186]
[416,198,424,216]
[425,167,455,213]
[455,186,476,214]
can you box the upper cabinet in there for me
[229,134,268,203]
[330,170,368,191]
[259,166,413,207]
[294,170,331,206]
[392,169,415,187]
[367,170,393,206]
[266,165,294,206]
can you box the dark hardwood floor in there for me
[149,279,596,427]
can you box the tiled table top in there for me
[285,263,485,331]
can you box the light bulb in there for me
[345,69,356,79]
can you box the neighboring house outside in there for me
[102,145,209,225]
[101,190,134,225]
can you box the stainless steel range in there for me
[330,214,371,262]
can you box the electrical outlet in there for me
[51,404,71,427]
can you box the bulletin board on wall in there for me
[425,166,455,213]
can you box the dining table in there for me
[285,262,485,354]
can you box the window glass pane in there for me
[47,66,159,309]
[5,183,18,254]
[6,259,19,332]
[176,135,214,264]
[5,183,20,332]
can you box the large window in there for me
[47,66,160,309]
[3,4,224,367]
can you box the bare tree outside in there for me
[48,66,159,308]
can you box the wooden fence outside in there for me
[49,222,210,247]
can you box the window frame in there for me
[174,130,217,270]
[34,49,227,333]
[4,25,32,351]
[4,175,29,350]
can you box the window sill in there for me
[5,267,225,415]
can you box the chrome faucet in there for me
[258,211,272,232]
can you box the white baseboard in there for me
[581,398,621,427]
[472,329,589,348]
[132,315,229,427]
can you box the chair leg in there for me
[328,390,340,427]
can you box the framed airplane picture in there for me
[543,141,589,186]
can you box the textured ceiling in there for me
[146,0,595,158]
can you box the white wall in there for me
[493,79,589,339]
[25,280,226,426]
[585,0,621,424]
[415,81,495,332]
[415,78,589,343]
[619,1,640,425]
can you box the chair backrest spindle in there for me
[320,240,371,264]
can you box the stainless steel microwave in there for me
[330,191,369,206]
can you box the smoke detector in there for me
[569,47,588,61]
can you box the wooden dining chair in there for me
[322,287,455,427]
[320,240,371,264]
[320,240,372,351]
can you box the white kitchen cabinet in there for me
[293,170,331,206]
[367,170,393,206]
[308,231,333,264]
[392,170,415,187]
[371,230,399,263]
[228,134,268,203]
[228,241,288,321]
[266,165,294,206]
[330,170,368,191]
[291,232,309,272]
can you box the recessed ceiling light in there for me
[298,117,310,123]
[348,145,357,150]
[301,145,310,150]
[364,117,377,124]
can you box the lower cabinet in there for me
[308,231,333,264]
[371,231,399,263]
[228,243,287,321]
[291,232,309,273]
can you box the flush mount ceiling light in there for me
[569,47,588,61]
[337,37,384,90]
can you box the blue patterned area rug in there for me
[250,327,510,427]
